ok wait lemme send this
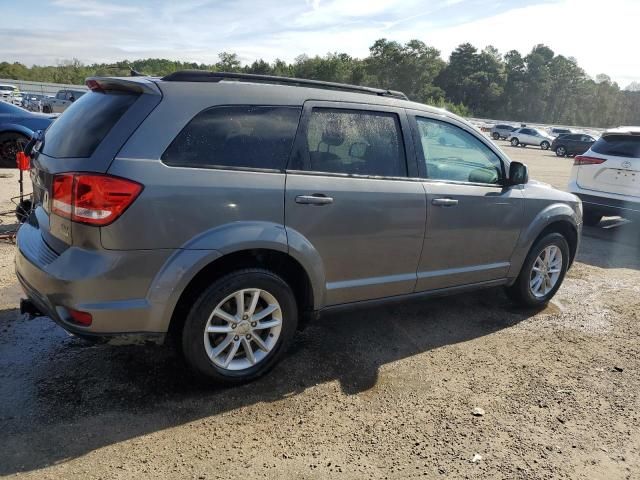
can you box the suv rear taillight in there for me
[574,155,606,166]
[52,173,143,226]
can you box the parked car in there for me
[0,102,56,167]
[42,89,86,113]
[551,133,596,157]
[16,73,582,384]
[490,124,516,140]
[0,84,23,106]
[548,127,573,137]
[568,126,640,225]
[508,127,555,150]
[21,93,47,112]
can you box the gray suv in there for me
[16,72,582,383]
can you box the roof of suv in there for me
[87,72,470,130]
[604,126,640,136]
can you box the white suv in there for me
[508,127,554,150]
[568,127,639,225]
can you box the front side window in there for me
[296,108,407,177]
[415,117,503,184]
[162,106,301,170]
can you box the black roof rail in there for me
[161,71,409,100]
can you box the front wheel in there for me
[181,269,298,384]
[540,141,550,150]
[506,233,570,307]
[510,138,519,147]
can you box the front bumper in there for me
[15,221,173,336]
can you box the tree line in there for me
[2,39,638,127]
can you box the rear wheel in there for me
[510,138,519,147]
[555,145,567,157]
[181,269,298,384]
[42,105,52,114]
[0,132,28,168]
[540,141,550,150]
[506,233,570,307]
[492,132,500,140]
[583,210,603,226]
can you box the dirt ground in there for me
[0,142,638,479]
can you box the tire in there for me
[492,132,500,140]
[42,105,52,114]
[583,210,603,227]
[540,141,550,150]
[510,138,519,147]
[506,232,570,308]
[555,146,567,157]
[0,132,28,168]
[181,268,298,384]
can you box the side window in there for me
[415,117,503,184]
[298,108,407,177]
[161,106,301,170]
[56,91,66,100]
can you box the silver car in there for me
[16,72,582,384]
[508,127,555,150]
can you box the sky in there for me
[0,0,638,87]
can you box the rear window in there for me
[591,135,640,158]
[42,91,139,158]
[161,106,301,170]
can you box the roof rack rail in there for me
[161,71,409,100]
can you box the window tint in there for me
[298,108,406,177]
[591,135,640,158]
[162,106,301,170]
[55,91,66,100]
[416,117,503,184]
[42,91,139,158]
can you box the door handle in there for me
[432,198,458,207]
[295,194,334,205]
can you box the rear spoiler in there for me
[85,77,161,95]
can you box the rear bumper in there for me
[15,221,174,336]
[570,189,640,218]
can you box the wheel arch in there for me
[0,126,33,139]
[508,204,580,280]
[166,248,317,339]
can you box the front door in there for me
[407,112,524,291]
[285,102,426,306]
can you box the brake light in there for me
[51,173,142,226]
[85,79,104,92]
[574,155,606,166]
[68,308,92,326]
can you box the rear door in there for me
[30,80,161,251]
[284,101,426,306]
[407,111,524,290]
[577,134,640,198]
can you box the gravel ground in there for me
[0,143,638,479]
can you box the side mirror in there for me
[509,161,528,185]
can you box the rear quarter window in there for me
[42,91,139,158]
[591,135,640,158]
[161,106,301,171]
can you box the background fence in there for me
[0,78,86,96]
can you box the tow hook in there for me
[20,298,43,318]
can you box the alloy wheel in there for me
[203,288,282,371]
[529,245,563,298]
